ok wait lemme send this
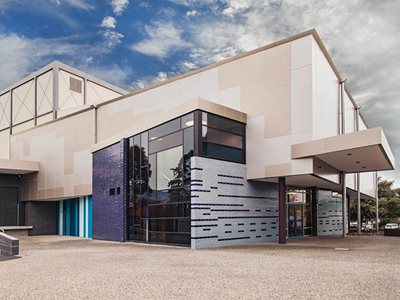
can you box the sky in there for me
[0,0,399,184]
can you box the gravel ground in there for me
[1,235,399,299]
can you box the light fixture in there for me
[356,161,360,164]
[185,120,194,127]
[362,166,366,169]
[347,153,352,156]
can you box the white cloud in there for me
[221,0,251,17]
[156,71,168,82]
[0,33,129,91]
[0,33,81,90]
[51,0,95,10]
[131,22,191,59]
[110,0,129,15]
[182,61,197,70]
[81,64,133,88]
[102,30,124,48]
[186,10,198,17]
[101,16,117,29]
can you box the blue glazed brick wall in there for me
[92,139,128,242]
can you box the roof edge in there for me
[95,28,320,108]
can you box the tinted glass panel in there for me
[141,132,149,164]
[150,187,190,205]
[156,146,183,190]
[202,112,244,135]
[149,130,182,154]
[202,126,243,149]
[149,154,156,192]
[181,113,194,128]
[148,232,190,245]
[202,142,243,163]
[149,202,190,218]
[149,118,180,140]
[148,218,190,233]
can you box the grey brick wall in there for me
[317,190,343,236]
[191,157,279,248]
[25,201,57,235]
[92,140,128,242]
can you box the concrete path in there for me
[1,235,399,299]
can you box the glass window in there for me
[149,130,182,154]
[149,154,156,192]
[156,146,183,190]
[181,113,194,128]
[202,126,243,149]
[202,142,243,163]
[149,118,180,141]
[202,112,244,135]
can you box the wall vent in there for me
[69,77,82,93]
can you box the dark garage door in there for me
[0,188,18,226]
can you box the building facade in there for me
[0,29,395,248]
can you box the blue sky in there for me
[0,0,399,184]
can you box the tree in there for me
[350,178,400,226]
[378,179,397,198]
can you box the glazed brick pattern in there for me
[317,190,343,236]
[92,140,128,242]
[0,232,19,256]
[191,157,279,249]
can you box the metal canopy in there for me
[0,158,39,175]
[291,127,394,173]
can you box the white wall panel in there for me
[0,92,11,130]
[36,70,53,115]
[86,81,121,105]
[12,79,35,125]
[58,69,84,111]
[312,38,339,139]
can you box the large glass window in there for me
[128,115,191,246]
[156,146,183,190]
[201,112,245,163]
[128,110,246,246]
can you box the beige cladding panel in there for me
[58,69,84,111]
[239,44,292,138]
[36,70,53,116]
[0,130,9,159]
[36,113,53,126]
[0,92,11,130]
[312,38,339,139]
[97,69,219,142]
[13,120,35,134]
[11,110,93,201]
[12,79,35,125]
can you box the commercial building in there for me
[0,29,394,248]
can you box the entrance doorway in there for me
[287,189,312,237]
[288,204,303,237]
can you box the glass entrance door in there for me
[288,204,303,237]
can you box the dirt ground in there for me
[1,235,399,299]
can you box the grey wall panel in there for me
[190,157,278,249]
[317,190,343,236]
[25,201,57,235]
